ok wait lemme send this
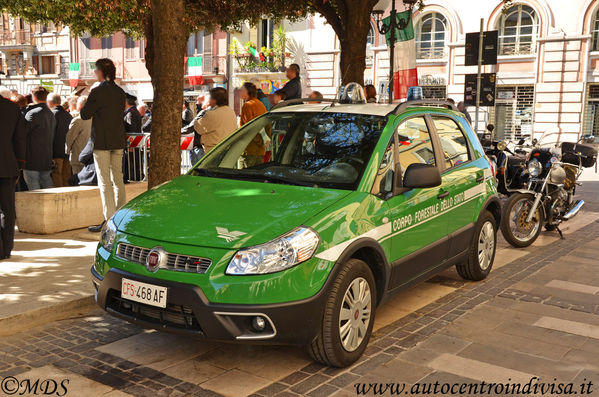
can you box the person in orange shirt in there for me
[240,82,268,168]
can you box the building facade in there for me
[288,0,599,142]
[68,30,229,103]
[0,13,71,96]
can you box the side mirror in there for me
[517,138,526,145]
[403,163,442,189]
[581,135,595,144]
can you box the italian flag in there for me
[68,63,80,88]
[188,56,203,86]
[384,10,418,100]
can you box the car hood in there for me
[116,175,352,249]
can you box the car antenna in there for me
[327,64,351,109]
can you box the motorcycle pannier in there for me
[561,142,598,168]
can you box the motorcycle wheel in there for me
[501,193,544,248]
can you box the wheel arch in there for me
[481,194,502,226]
[335,238,390,306]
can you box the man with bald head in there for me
[47,92,73,187]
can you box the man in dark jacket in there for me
[23,86,56,190]
[48,93,73,187]
[124,94,142,132]
[0,96,26,260]
[68,137,97,187]
[276,63,302,100]
[80,58,127,232]
[123,93,143,182]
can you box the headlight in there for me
[527,159,543,177]
[226,227,320,275]
[496,140,507,151]
[100,220,117,252]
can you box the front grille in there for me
[107,290,202,332]
[116,243,212,273]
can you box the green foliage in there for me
[0,0,310,37]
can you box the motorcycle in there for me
[500,132,598,248]
[481,137,528,195]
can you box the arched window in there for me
[592,9,599,51]
[415,12,448,60]
[497,4,539,55]
[367,22,376,46]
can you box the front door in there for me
[431,115,484,258]
[383,116,449,289]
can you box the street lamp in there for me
[372,0,419,103]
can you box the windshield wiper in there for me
[259,174,316,187]
[194,168,315,187]
[193,168,221,177]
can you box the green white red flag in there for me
[384,10,418,100]
[188,56,203,85]
[68,63,80,88]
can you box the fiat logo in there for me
[146,247,164,272]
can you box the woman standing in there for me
[80,58,127,232]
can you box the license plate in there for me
[121,278,168,308]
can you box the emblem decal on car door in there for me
[216,227,247,242]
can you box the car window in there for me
[371,137,394,198]
[432,116,471,169]
[396,116,436,180]
[193,112,387,190]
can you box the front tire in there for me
[456,211,497,281]
[308,259,376,367]
[501,193,544,248]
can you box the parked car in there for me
[91,94,501,367]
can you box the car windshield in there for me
[190,111,387,190]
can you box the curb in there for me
[0,295,96,337]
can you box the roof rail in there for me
[391,100,458,115]
[270,98,337,111]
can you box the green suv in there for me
[92,99,500,367]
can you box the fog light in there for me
[252,316,266,331]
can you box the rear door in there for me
[382,115,449,289]
[430,115,485,258]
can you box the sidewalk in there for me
[0,228,98,336]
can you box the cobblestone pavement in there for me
[1,182,598,397]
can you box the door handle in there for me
[476,175,485,183]
[437,191,450,200]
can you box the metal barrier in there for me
[126,133,195,181]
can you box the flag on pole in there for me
[384,10,418,100]
[68,63,80,88]
[187,57,203,85]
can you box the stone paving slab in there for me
[0,229,98,335]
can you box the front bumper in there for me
[91,266,329,344]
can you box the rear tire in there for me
[308,259,376,367]
[456,211,497,281]
[501,193,544,248]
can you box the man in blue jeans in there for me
[23,86,56,190]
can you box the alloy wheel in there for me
[339,277,372,352]
[477,221,495,270]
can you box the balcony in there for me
[0,30,33,48]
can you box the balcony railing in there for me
[0,30,33,46]
[184,55,226,77]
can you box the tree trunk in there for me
[338,35,368,86]
[332,0,377,86]
[146,0,187,188]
